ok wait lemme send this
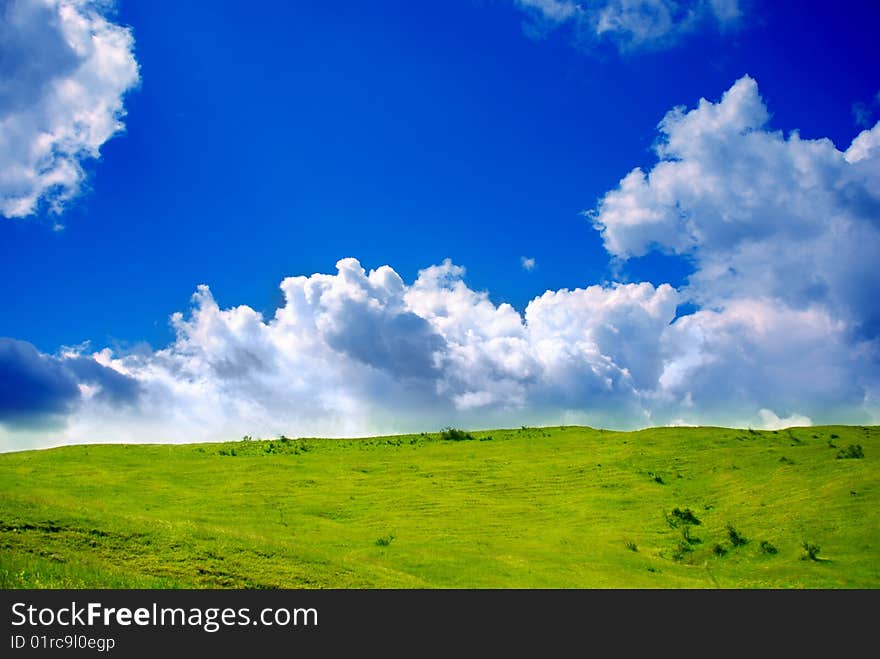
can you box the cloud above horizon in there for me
[513,0,741,52]
[2,75,878,451]
[0,0,139,219]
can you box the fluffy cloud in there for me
[0,337,140,430]
[591,75,880,426]
[592,76,880,336]
[3,75,878,452]
[513,0,740,51]
[0,0,139,219]
[0,260,683,450]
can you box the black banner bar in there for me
[2,589,876,654]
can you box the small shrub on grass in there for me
[801,542,821,561]
[760,541,778,555]
[836,444,864,460]
[375,535,395,547]
[681,526,701,546]
[712,543,728,556]
[624,540,638,552]
[726,523,748,547]
[672,539,693,561]
[440,427,475,442]
[666,507,701,528]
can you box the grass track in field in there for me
[1,425,877,588]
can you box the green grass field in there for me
[1,425,877,588]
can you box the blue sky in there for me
[1,0,879,449]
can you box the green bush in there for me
[760,541,778,555]
[666,507,701,528]
[440,428,475,441]
[727,523,748,547]
[375,534,395,547]
[801,542,821,561]
[836,444,864,460]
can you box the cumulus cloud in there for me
[3,75,878,451]
[591,76,880,337]
[0,259,684,450]
[0,0,139,219]
[513,0,740,51]
[0,337,140,430]
[591,75,880,427]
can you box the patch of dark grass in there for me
[671,539,692,561]
[666,507,701,528]
[713,543,728,556]
[760,540,778,555]
[801,542,821,561]
[624,540,638,552]
[375,534,395,547]
[681,526,701,545]
[727,523,748,547]
[836,444,864,460]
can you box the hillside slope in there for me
[1,425,877,588]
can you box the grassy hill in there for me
[1,425,877,588]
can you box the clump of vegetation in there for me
[779,456,795,465]
[681,525,701,546]
[672,541,691,561]
[727,523,748,547]
[648,472,665,484]
[440,427,475,442]
[713,543,728,556]
[241,435,253,442]
[666,507,701,528]
[218,447,236,457]
[760,541,778,555]
[375,534,395,547]
[836,444,864,460]
[624,540,638,552]
[479,435,494,441]
[801,542,821,561]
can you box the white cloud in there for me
[4,75,879,451]
[592,76,880,337]
[0,0,139,218]
[513,0,740,51]
[1,259,684,450]
[590,76,880,427]
[756,409,812,431]
[516,0,580,23]
[521,256,536,271]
